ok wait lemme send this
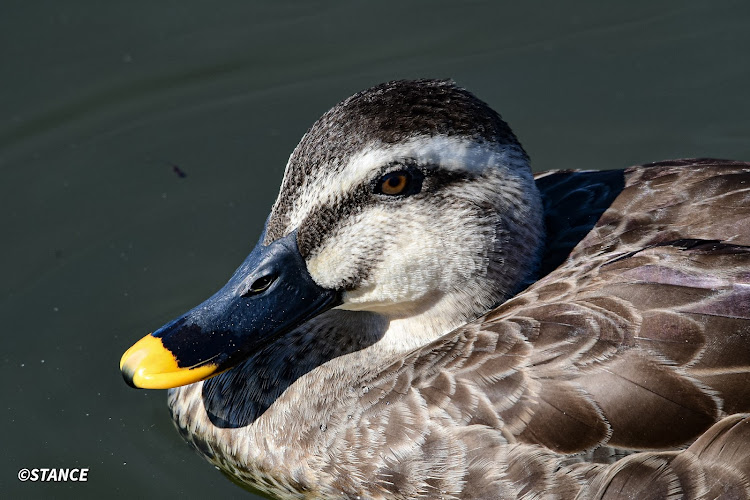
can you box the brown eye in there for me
[378,171,410,195]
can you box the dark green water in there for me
[2,1,749,498]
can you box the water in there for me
[2,1,749,498]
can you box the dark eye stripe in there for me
[296,186,373,260]
[294,165,474,286]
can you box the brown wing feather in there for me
[351,159,750,498]
[577,414,750,499]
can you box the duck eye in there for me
[377,171,410,196]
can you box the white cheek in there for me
[329,205,493,314]
[306,209,387,289]
[349,233,441,309]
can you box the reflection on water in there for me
[2,1,749,498]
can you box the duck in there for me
[121,79,750,499]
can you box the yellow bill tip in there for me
[120,334,219,389]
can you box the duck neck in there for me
[355,180,546,354]
[361,281,507,354]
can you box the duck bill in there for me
[120,231,341,389]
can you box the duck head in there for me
[120,79,544,389]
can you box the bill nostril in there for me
[241,275,277,297]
